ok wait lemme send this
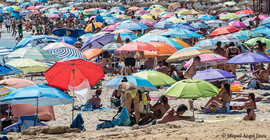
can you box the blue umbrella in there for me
[231,33,250,40]
[194,39,220,49]
[161,28,203,39]
[193,69,236,82]
[154,20,174,29]
[61,36,78,45]
[226,52,270,64]
[110,7,125,11]
[198,15,216,21]
[0,63,23,76]
[48,47,84,60]
[104,76,158,91]
[19,10,33,16]
[62,13,76,19]
[251,25,270,35]
[259,17,270,26]
[115,21,149,30]
[115,33,138,42]
[190,22,209,29]
[81,34,114,51]
[232,30,263,38]
[169,23,198,32]
[105,17,121,25]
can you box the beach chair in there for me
[3,115,46,133]
[70,113,85,131]
[96,106,130,130]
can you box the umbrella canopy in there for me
[244,37,270,47]
[226,52,270,64]
[150,7,165,17]
[154,20,174,29]
[251,15,268,21]
[220,13,240,19]
[84,22,103,33]
[181,9,205,15]
[101,43,122,51]
[1,85,74,107]
[104,76,158,91]
[0,86,13,97]
[149,42,177,56]
[6,59,50,74]
[139,19,157,26]
[228,21,247,28]
[198,15,216,21]
[259,17,270,26]
[115,21,149,30]
[169,24,198,32]
[48,47,84,60]
[205,20,228,27]
[115,33,138,42]
[171,38,189,48]
[44,58,104,90]
[213,35,239,43]
[167,47,213,61]
[193,69,236,82]
[251,25,270,35]
[194,39,219,49]
[161,28,203,39]
[0,78,34,89]
[81,34,114,51]
[42,42,78,50]
[165,79,219,99]
[6,47,59,62]
[133,71,176,86]
[134,35,184,50]
[115,42,158,52]
[83,49,103,60]
[209,26,239,37]
[0,63,23,76]
[236,9,254,14]
[184,53,228,68]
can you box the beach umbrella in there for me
[115,21,149,30]
[128,6,142,11]
[230,33,250,41]
[177,9,189,15]
[236,9,254,14]
[226,52,270,64]
[181,9,205,15]
[0,85,74,124]
[0,86,13,97]
[115,42,158,52]
[115,33,138,42]
[133,71,176,86]
[149,5,166,10]
[6,59,49,74]
[167,17,187,23]
[194,39,219,49]
[139,19,157,26]
[134,35,184,50]
[49,13,60,18]
[161,28,203,39]
[224,1,237,6]
[104,17,122,25]
[83,49,103,60]
[169,24,198,32]
[103,23,120,31]
[251,25,270,35]
[42,42,78,50]
[167,47,213,61]
[213,35,239,43]
[165,79,219,99]
[244,37,270,47]
[6,47,59,62]
[167,2,180,11]
[251,15,268,21]
[47,47,83,60]
[232,30,263,37]
[192,69,236,82]
[84,22,103,33]
[259,17,270,26]
[228,21,247,28]
[81,34,114,51]
[19,10,33,16]
[184,53,228,68]
[171,38,189,48]
[0,63,22,76]
[61,36,77,45]
[220,13,240,20]
[153,20,174,29]
[0,78,34,89]
[104,76,158,91]
[150,7,165,17]
[205,20,228,27]
[148,42,177,56]
[209,26,239,37]
[101,43,122,51]
[112,29,133,34]
[190,22,209,29]
[198,15,216,21]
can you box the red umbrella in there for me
[44,58,104,90]
[209,26,239,37]
[115,42,158,52]
[235,9,254,14]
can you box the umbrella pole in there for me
[36,98,39,126]
[72,69,75,122]
[31,73,33,81]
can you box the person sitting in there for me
[249,63,269,83]
[184,56,201,79]
[74,38,83,49]
[203,83,232,110]
[85,89,102,109]
[110,89,121,108]
[155,61,167,75]
[156,104,194,124]
[117,77,140,124]
[139,95,170,125]
[243,93,257,121]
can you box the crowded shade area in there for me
[0,0,270,139]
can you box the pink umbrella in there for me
[160,13,173,18]
[113,29,133,34]
[184,53,228,68]
[103,23,120,31]
[218,12,228,17]
[251,15,268,21]
[43,42,78,50]
[139,19,157,26]
[89,16,96,21]
[34,5,43,10]
[228,21,247,28]
[49,14,60,19]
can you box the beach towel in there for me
[150,97,176,100]
[204,117,241,123]
[68,79,92,105]
[70,113,84,131]
[96,106,130,130]
[81,104,112,111]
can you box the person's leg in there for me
[133,93,140,124]
[108,58,112,69]
[229,64,236,75]
[124,93,133,116]
[139,112,155,125]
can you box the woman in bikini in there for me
[225,42,240,75]
[243,93,257,121]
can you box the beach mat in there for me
[81,105,114,111]
[150,97,176,100]
[204,117,241,123]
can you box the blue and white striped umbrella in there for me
[115,21,149,30]
[48,47,83,60]
[0,46,13,57]
[154,20,174,29]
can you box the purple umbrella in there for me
[169,23,198,32]
[139,19,157,26]
[226,52,270,64]
[81,34,114,51]
[193,69,236,82]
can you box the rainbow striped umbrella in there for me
[167,47,213,61]
[0,86,13,97]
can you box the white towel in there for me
[68,79,92,104]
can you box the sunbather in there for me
[85,89,102,109]
[139,95,170,125]
[156,104,194,124]
[117,77,140,124]
[184,56,200,79]
[243,93,257,121]
[246,63,269,83]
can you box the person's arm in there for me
[225,48,229,58]
[178,116,195,121]
[117,84,122,97]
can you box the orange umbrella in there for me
[171,38,189,48]
[128,7,142,11]
[83,49,103,59]
[135,51,157,58]
[85,22,103,33]
[167,2,181,11]
[149,42,177,56]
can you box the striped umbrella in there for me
[0,46,13,57]
[167,47,213,61]
[0,86,13,97]
[6,47,59,62]
[48,47,84,60]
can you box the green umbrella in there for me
[220,13,240,19]
[224,1,237,6]
[244,37,270,47]
[165,79,219,99]
[133,71,177,86]
[6,59,50,74]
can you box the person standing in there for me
[0,14,3,29]
[4,17,11,33]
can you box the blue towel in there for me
[81,104,112,111]
[70,113,84,131]
[96,106,130,130]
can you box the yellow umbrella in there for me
[167,17,187,23]
[11,6,20,10]
[141,15,153,20]
[177,9,189,15]
[84,22,103,33]
[150,7,165,18]
[182,9,205,15]
[6,59,50,74]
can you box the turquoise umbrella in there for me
[161,28,204,39]
[115,21,149,30]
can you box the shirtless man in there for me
[117,78,140,124]
[247,63,269,83]
[139,95,170,125]
[156,104,194,124]
[213,41,225,69]
[184,56,200,79]
[155,61,167,75]
[86,88,102,109]
[74,38,83,49]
